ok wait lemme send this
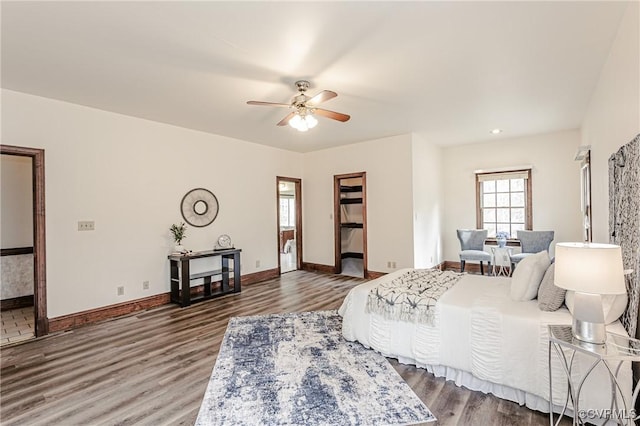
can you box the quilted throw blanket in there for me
[366,269,465,325]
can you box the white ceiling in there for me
[1,1,629,153]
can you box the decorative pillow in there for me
[537,264,566,311]
[565,291,628,324]
[510,251,551,301]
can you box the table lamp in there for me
[554,242,626,344]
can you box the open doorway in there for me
[0,145,47,343]
[334,172,367,278]
[276,177,302,274]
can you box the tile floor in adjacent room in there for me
[1,307,35,346]
[280,250,297,273]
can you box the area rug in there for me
[195,310,436,425]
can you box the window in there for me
[476,169,532,238]
[279,197,295,227]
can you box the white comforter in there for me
[339,269,631,413]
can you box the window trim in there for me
[475,169,533,233]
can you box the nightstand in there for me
[548,324,640,426]
[490,246,512,276]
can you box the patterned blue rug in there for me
[195,310,435,425]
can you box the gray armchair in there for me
[510,230,555,271]
[457,229,491,275]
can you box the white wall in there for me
[442,129,583,262]
[581,1,640,243]
[302,134,415,273]
[1,155,33,248]
[1,89,303,318]
[411,133,443,267]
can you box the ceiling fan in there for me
[247,80,350,132]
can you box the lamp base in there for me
[571,291,607,344]
[572,318,606,344]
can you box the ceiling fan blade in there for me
[314,108,351,122]
[277,112,296,126]
[307,90,337,105]
[247,101,291,108]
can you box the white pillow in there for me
[510,251,551,301]
[565,291,628,324]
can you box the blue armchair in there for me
[510,230,555,271]
[457,229,492,275]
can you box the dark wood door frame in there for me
[276,177,303,273]
[1,145,48,337]
[334,172,367,277]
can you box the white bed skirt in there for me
[339,269,632,424]
[398,356,559,413]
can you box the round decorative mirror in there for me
[180,188,219,227]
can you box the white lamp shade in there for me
[554,242,626,294]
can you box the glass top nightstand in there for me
[548,324,640,425]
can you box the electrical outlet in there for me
[256,260,260,268]
[142,281,150,290]
[391,261,397,268]
[78,221,95,231]
[387,261,391,268]
[117,286,124,296]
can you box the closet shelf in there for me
[341,223,363,229]
[341,252,364,259]
[340,198,363,204]
[340,185,363,193]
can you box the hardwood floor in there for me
[0,271,567,425]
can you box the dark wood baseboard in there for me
[301,262,336,274]
[366,271,385,279]
[48,268,281,333]
[49,293,171,332]
[1,295,34,310]
[302,262,383,279]
[244,268,279,284]
[443,260,500,275]
[365,263,445,279]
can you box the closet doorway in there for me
[0,145,47,341]
[334,172,367,278]
[276,177,302,274]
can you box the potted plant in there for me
[170,222,187,252]
[496,231,509,248]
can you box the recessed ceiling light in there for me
[491,128,503,134]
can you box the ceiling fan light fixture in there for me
[289,111,317,132]
[305,114,318,129]
[247,80,349,131]
[289,114,304,131]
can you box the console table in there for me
[168,249,241,307]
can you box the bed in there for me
[338,268,632,418]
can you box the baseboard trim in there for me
[49,293,171,332]
[1,295,35,310]
[243,268,280,284]
[49,268,280,333]
[301,262,336,274]
[443,260,497,275]
[366,271,386,279]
